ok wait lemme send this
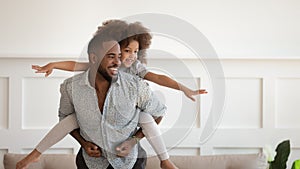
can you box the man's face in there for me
[97,41,122,81]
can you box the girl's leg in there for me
[139,112,178,169]
[36,114,78,153]
[16,114,79,169]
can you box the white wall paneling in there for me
[0,149,8,169]
[213,147,261,155]
[0,58,80,159]
[0,77,9,129]
[168,148,200,156]
[276,78,300,128]
[220,78,262,128]
[0,58,300,168]
[148,77,200,129]
[22,77,66,129]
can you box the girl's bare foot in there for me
[160,159,179,169]
[16,149,41,169]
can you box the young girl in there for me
[17,20,207,169]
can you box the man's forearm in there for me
[70,128,86,146]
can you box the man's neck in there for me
[88,71,110,113]
[88,70,110,89]
[95,73,110,90]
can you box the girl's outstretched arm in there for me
[144,72,207,101]
[32,61,90,77]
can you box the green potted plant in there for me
[292,160,300,169]
[268,140,290,169]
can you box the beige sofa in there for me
[3,153,267,169]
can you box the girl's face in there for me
[121,40,139,68]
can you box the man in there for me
[59,21,166,169]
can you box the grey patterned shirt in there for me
[58,70,166,169]
[119,60,149,78]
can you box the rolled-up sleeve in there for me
[137,79,166,117]
[136,60,149,79]
[58,81,75,121]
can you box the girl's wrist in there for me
[48,62,55,69]
[131,136,141,144]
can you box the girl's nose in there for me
[130,53,137,59]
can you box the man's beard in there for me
[97,64,118,82]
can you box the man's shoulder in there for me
[62,71,86,86]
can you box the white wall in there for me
[1,1,300,169]
[0,0,300,58]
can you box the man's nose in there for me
[113,57,121,65]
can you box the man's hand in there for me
[70,129,101,158]
[115,138,137,157]
[82,141,102,157]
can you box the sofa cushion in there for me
[146,154,267,169]
[4,153,267,169]
[4,153,76,169]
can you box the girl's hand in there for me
[115,137,137,157]
[32,63,54,77]
[183,88,208,101]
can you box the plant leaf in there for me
[292,159,300,169]
[269,140,290,169]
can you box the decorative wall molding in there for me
[0,58,299,169]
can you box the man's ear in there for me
[89,53,97,64]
